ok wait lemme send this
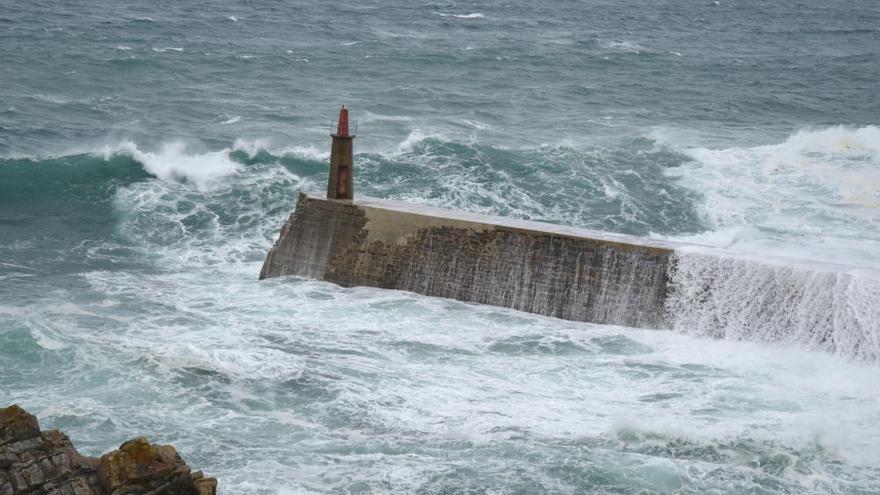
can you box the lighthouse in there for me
[327,106,356,200]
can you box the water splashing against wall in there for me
[666,250,880,360]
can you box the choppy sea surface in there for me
[2,1,879,493]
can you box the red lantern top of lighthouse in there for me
[331,106,357,137]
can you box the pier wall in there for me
[260,194,676,329]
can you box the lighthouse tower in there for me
[327,106,356,200]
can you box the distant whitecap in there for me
[605,40,645,53]
[436,12,485,19]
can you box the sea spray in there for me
[659,125,880,268]
[666,249,880,360]
[101,141,242,192]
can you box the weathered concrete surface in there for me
[261,194,676,329]
[0,405,217,495]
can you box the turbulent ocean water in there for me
[2,1,880,493]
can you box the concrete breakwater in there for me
[261,193,676,329]
[261,194,880,360]
[260,194,681,329]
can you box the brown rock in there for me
[0,405,40,445]
[0,405,217,495]
[98,438,194,494]
[191,472,218,495]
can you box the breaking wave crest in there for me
[436,12,485,19]
[660,125,880,268]
[355,133,704,236]
[1,133,707,252]
[100,141,242,191]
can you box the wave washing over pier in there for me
[668,250,880,360]
[262,193,880,362]
[3,0,880,493]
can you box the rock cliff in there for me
[0,405,216,495]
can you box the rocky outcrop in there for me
[0,405,216,495]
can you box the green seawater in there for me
[2,1,880,493]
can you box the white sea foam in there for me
[100,146,305,271]
[42,266,876,490]
[436,12,485,19]
[605,40,646,53]
[657,125,880,268]
[221,116,241,124]
[653,126,880,357]
[11,193,880,490]
[31,93,70,105]
[393,129,445,154]
[227,15,238,22]
[667,248,880,361]
[0,261,34,271]
[358,111,413,123]
[101,141,241,191]
[29,327,66,351]
[460,119,491,130]
[231,138,329,161]
[152,47,184,53]
[231,137,273,157]
[281,145,329,161]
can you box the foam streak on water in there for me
[4,264,880,494]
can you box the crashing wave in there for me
[666,248,880,361]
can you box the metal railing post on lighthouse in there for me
[327,106,357,200]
